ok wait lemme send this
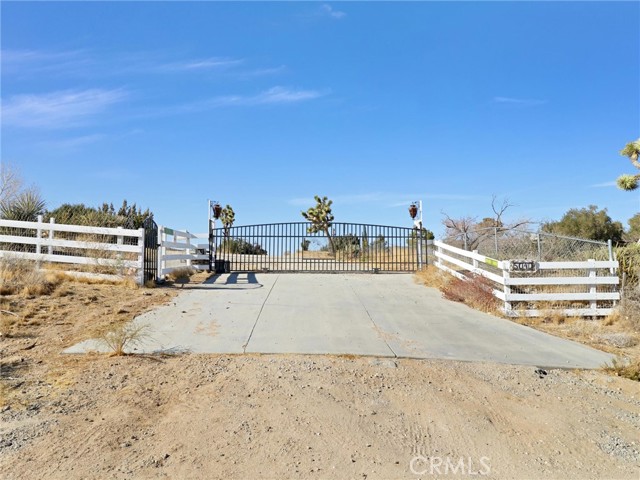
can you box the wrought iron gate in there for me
[142,216,158,283]
[209,222,426,273]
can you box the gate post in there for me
[142,216,158,285]
[208,218,214,272]
[137,227,145,286]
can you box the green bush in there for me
[333,234,360,254]
[220,238,267,255]
[45,200,151,228]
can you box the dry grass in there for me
[0,309,20,337]
[620,289,640,332]
[166,266,195,281]
[603,357,640,382]
[0,258,65,296]
[415,265,451,291]
[0,272,178,409]
[166,266,196,288]
[300,251,334,260]
[97,321,150,356]
[538,308,568,325]
[441,273,501,315]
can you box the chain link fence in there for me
[435,230,620,316]
[443,227,613,262]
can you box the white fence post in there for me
[116,226,124,275]
[186,231,192,268]
[472,249,479,270]
[35,215,43,268]
[158,226,165,280]
[588,259,597,316]
[48,218,55,255]
[502,266,512,316]
[137,227,145,286]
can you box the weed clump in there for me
[415,266,450,291]
[603,357,640,382]
[166,267,196,288]
[0,258,64,296]
[98,322,149,356]
[441,273,500,314]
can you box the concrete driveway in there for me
[66,273,615,369]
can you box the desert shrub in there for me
[220,238,267,255]
[620,288,640,332]
[603,357,640,382]
[441,273,500,314]
[333,234,361,255]
[615,243,640,288]
[98,322,149,356]
[167,266,195,282]
[46,200,152,229]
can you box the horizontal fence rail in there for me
[157,226,209,279]
[211,222,430,273]
[0,216,145,283]
[434,240,620,318]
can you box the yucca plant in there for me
[0,189,46,221]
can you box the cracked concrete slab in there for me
[65,272,615,369]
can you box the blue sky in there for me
[2,1,639,236]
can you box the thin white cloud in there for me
[2,48,93,77]
[289,194,382,207]
[238,65,288,79]
[42,134,107,149]
[389,194,484,207]
[320,4,346,19]
[590,181,617,188]
[493,96,547,106]
[202,86,328,108]
[254,86,325,104]
[2,48,245,77]
[153,57,244,73]
[2,88,127,128]
[290,192,482,207]
[2,48,85,64]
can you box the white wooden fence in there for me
[0,216,145,284]
[433,240,619,317]
[157,226,209,278]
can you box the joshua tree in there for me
[220,205,235,239]
[616,138,640,190]
[302,195,335,253]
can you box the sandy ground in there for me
[1,274,639,479]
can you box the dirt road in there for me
[2,353,639,479]
[1,274,639,479]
